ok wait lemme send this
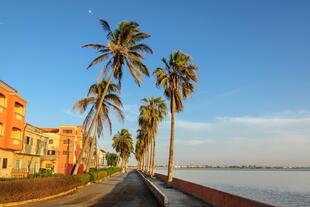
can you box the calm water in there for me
[155,168,310,207]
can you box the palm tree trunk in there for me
[151,138,156,176]
[73,69,115,175]
[148,142,152,175]
[85,138,95,172]
[167,95,175,183]
[85,121,98,172]
[149,137,153,175]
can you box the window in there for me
[0,93,6,108]
[25,136,31,145]
[49,139,53,144]
[47,150,56,155]
[34,162,39,173]
[63,139,70,144]
[63,129,73,134]
[63,151,69,155]
[0,122,4,136]
[12,128,22,140]
[14,102,24,114]
[46,164,53,168]
[15,160,21,169]
[2,158,8,169]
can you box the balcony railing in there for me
[42,154,57,160]
[15,112,24,121]
[0,105,5,113]
[12,138,21,145]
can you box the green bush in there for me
[0,176,80,203]
[74,173,90,185]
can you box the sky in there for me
[1,0,310,166]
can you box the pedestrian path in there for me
[150,176,212,207]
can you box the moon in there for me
[88,10,92,14]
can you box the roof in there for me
[41,128,59,133]
[0,80,18,93]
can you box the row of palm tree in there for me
[72,19,152,175]
[135,97,167,176]
[112,129,133,172]
[72,19,198,185]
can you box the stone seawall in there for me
[155,173,275,207]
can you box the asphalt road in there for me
[21,171,159,207]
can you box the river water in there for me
[155,168,310,207]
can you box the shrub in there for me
[0,176,80,203]
[74,173,90,185]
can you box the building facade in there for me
[41,126,84,174]
[13,124,49,177]
[0,80,87,177]
[0,80,27,177]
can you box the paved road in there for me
[21,171,159,207]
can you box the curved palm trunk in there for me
[85,138,95,172]
[85,121,98,172]
[73,69,115,175]
[167,95,175,183]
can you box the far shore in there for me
[154,165,310,170]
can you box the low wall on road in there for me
[137,171,168,207]
[155,173,275,207]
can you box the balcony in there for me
[15,112,24,121]
[0,105,5,113]
[14,102,24,121]
[0,94,6,113]
[11,127,22,145]
[42,154,57,160]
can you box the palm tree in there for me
[135,128,147,172]
[105,152,119,166]
[134,137,144,170]
[138,97,167,176]
[154,51,198,183]
[73,19,152,175]
[73,81,124,173]
[112,129,133,173]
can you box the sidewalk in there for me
[151,177,212,207]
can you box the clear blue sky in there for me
[1,0,310,166]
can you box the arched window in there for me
[0,122,4,136]
[0,93,6,112]
[12,127,22,140]
[14,102,24,120]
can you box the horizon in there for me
[1,0,310,166]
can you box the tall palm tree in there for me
[73,19,152,175]
[112,129,133,173]
[135,128,148,172]
[135,134,144,170]
[154,51,198,183]
[138,97,167,176]
[73,81,124,173]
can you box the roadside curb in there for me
[137,170,168,207]
[0,171,122,207]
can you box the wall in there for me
[0,149,15,177]
[155,173,274,207]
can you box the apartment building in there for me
[0,80,27,177]
[13,124,49,176]
[41,126,84,174]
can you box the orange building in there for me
[0,80,27,177]
[42,126,84,174]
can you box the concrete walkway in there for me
[151,177,212,207]
[21,171,159,207]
